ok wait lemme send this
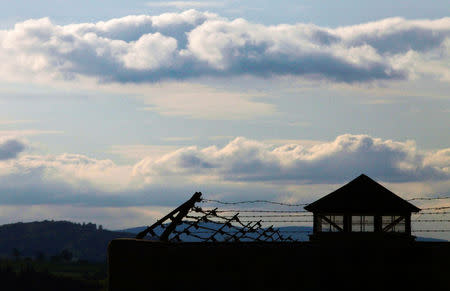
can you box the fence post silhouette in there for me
[135,192,202,240]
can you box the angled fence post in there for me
[135,192,202,240]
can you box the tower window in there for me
[351,216,374,232]
[319,215,344,232]
[382,216,405,232]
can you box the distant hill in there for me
[119,224,447,242]
[119,224,313,241]
[0,221,133,261]
[415,236,447,242]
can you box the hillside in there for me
[120,224,447,242]
[0,221,133,262]
[119,224,313,241]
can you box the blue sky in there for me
[1,0,449,27]
[0,1,449,238]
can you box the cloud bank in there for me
[0,134,448,207]
[0,10,448,83]
[134,134,450,183]
[0,136,26,160]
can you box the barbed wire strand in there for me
[413,219,450,222]
[407,196,450,201]
[216,209,309,213]
[213,207,450,213]
[416,211,450,215]
[201,198,309,207]
[200,195,450,208]
[412,230,450,232]
[235,219,450,223]
[420,206,450,210]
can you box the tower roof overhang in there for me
[304,174,421,213]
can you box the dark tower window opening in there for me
[351,215,374,232]
[319,215,344,232]
[382,215,406,232]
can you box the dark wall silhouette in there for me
[108,239,450,291]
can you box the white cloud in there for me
[0,11,448,84]
[134,134,450,183]
[122,32,178,70]
[146,1,224,9]
[0,134,448,208]
[424,149,450,170]
[0,153,134,192]
[335,17,450,54]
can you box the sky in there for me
[0,1,449,239]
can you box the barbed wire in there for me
[411,229,450,233]
[184,229,450,234]
[215,206,450,212]
[188,218,450,224]
[194,212,448,218]
[215,213,448,218]
[420,206,450,210]
[174,206,296,242]
[197,209,448,217]
[201,198,309,207]
[239,220,314,223]
[413,219,450,222]
[190,229,450,233]
[201,195,450,208]
[276,230,312,233]
[416,211,450,215]
[225,214,313,218]
[144,194,450,243]
[407,196,450,201]
[249,220,448,223]
[230,219,447,224]
[215,209,309,213]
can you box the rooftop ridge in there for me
[304,174,421,213]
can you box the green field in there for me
[0,258,107,291]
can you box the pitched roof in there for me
[304,174,421,213]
